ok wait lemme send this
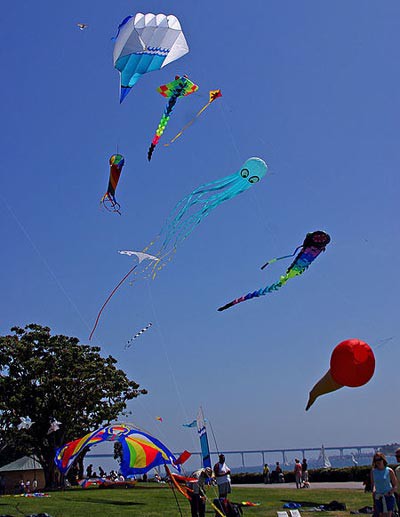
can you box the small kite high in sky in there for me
[118,251,159,263]
[89,158,268,338]
[164,89,222,147]
[218,230,330,311]
[113,13,189,103]
[148,75,198,161]
[125,323,153,349]
[77,23,88,30]
[306,339,375,410]
[101,154,125,214]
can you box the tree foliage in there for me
[0,324,147,486]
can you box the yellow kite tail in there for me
[164,89,222,147]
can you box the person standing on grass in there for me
[294,459,302,489]
[302,458,309,484]
[213,454,231,498]
[263,463,270,484]
[370,452,397,517]
[187,467,213,517]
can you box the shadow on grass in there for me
[281,499,326,507]
[65,497,145,506]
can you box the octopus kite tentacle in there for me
[218,231,331,311]
[89,158,268,337]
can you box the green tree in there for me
[0,324,147,487]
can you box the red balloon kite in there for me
[306,339,375,410]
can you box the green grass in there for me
[0,484,373,516]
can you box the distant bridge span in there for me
[87,444,384,468]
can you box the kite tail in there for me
[218,277,287,312]
[148,95,179,161]
[164,101,211,147]
[89,264,138,340]
[217,288,264,312]
[261,245,303,270]
[101,193,121,215]
[164,90,222,147]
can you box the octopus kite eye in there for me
[249,176,259,183]
[240,168,249,178]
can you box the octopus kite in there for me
[218,231,330,311]
[147,75,198,161]
[89,158,268,339]
[101,154,125,214]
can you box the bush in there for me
[231,465,378,484]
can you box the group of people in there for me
[188,454,232,517]
[85,464,125,482]
[294,458,309,489]
[370,449,400,517]
[263,459,309,487]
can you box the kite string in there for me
[89,265,137,340]
[218,101,241,161]
[145,280,197,454]
[0,195,95,337]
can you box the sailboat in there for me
[318,445,332,468]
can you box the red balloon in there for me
[330,339,375,387]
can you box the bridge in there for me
[87,444,383,469]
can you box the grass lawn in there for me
[0,484,373,516]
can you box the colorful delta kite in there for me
[101,154,125,214]
[306,339,375,410]
[164,89,222,146]
[55,423,180,477]
[147,75,198,161]
[89,158,268,338]
[125,323,153,349]
[113,13,189,103]
[218,230,330,311]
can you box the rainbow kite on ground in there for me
[55,423,179,476]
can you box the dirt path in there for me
[232,482,364,490]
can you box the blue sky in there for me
[1,0,399,466]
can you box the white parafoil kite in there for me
[113,13,190,102]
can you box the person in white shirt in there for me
[213,454,231,498]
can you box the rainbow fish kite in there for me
[218,231,331,311]
[101,154,125,214]
[147,75,198,161]
[164,89,222,146]
[55,423,179,476]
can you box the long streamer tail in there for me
[164,102,210,147]
[148,95,179,161]
[217,289,262,311]
[164,89,222,147]
[89,265,137,340]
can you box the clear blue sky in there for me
[1,0,399,464]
